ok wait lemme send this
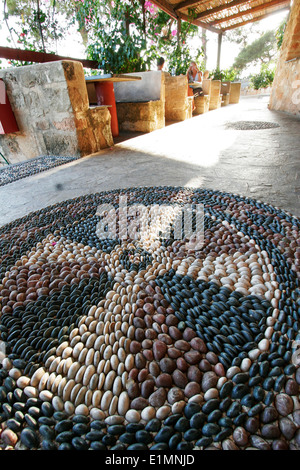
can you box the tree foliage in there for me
[232,30,277,72]
[2,0,203,74]
[250,63,275,90]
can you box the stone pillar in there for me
[269,0,300,115]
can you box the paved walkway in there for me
[0,94,299,227]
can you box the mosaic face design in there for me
[0,187,299,450]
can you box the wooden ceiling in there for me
[150,0,291,33]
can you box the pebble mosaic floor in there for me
[0,156,79,187]
[0,186,299,450]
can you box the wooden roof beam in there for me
[150,0,223,32]
[209,0,290,25]
[0,46,99,68]
[194,0,252,20]
[173,0,208,12]
[178,12,223,32]
[222,3,290,29]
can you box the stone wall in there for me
[164,74,193,122]
[269,0,300,116]
[115,71,165,133]
[0,60,113,164]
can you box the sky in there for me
[0,2,289,77]
[203,10,289,73]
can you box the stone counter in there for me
[0,60,113,165]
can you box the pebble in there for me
[275,393,294,416]
[0,185,299,451]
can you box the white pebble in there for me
[125,409,140,423]
[75,404,89,416]
[258,338,270,351]
[204,388,219,401]
[39,390,53,402]
[52,395,64,411]
[226,366,241,379]
[17,376,31,389]
[90,408,106,420]
[64,401,75,415]
[157,405,172,419]
[240,358,252,372]
[248,348,261,360]
[141,406,156,421]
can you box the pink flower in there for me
[171,29,177,36]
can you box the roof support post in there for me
[177,18,181,46]
[217,32,223,69]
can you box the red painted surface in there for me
[94,81,119,137]
[0,79,19,134]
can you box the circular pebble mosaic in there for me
[0,186,299,451]
[225,121,280,131]
[0,156,79,187]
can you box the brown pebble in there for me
[275,393,294,416]
[167,387,185,405]
[293,409,300,426]
[168,326,182,341]
[245,417,260,434]
[130,341,141,354]
[261,406,278,423]
[182,327,196,341]
[153,314,165,324]
[165,314,178,326]
[157,333,172,345]
[153,340,167,360]
[156,373,173,388]
[144,314,153,328]
[279,417,297,440]
[214,363,225,377]
[143,303,155,315]
[142,349,153,361]
[272,439,289,450]
[261,423,281,439]
[149,361,160,377]
[130,397,149,409]
[142,339,152,349]
[184,381,201,398]
[138,368,150,382]
[206,351,219,365]
[167,348,182,359]
[135,352,146,369]
[250,435,271,450]
[201,371,218,392]
[159,357,176,374]
[285,379,299,396]
[232,427,249,447]
[127,382,140,399]
[222,439,239,451]
[172,369,188,388]
[176,357,189,372]
[135,328,145,341]
[199,359,212,371]
[187,365,202,383]
[145,329,157,340]
[128,368,139,380]
[1,429,18,447]
[141,379,155,398]
[190,337,207,353]
[174,340,190,351]
[184,350,201,365]
[149,387,167,407]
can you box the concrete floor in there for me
[0,94,299,228]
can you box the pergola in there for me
[0,0,291,69]
[150,0,291,66]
